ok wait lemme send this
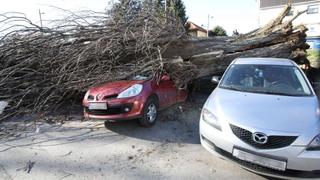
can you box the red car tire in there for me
[138,97,159,127]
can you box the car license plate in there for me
[89,103,107,110]
[233,148,286,171]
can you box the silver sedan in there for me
[200,58,320,179]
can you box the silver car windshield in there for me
[219,64,312,96]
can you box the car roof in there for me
[233,58,296,66]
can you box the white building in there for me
[258,0,320,68]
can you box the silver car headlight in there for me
[202,108,221,131]
[117,84,143,98]
[307,134,320,151]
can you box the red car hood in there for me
[88,80,144,97]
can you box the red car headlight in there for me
[117,84,143,98]
[84,90,93,101]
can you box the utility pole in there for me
[207,14,213,37]
[207,14,209,37]
[38,9,43,28]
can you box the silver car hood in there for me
[208,88,320,138]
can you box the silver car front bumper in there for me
[200,119,320,178]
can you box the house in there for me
[185,21,208,37]
[257,0,320,68]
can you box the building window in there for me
[307,5,319,14]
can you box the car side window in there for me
[294,68,311,95]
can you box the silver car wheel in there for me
[146,103,157,123]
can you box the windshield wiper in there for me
[220,85,244,92]
[220,85,309,97]
[220,86,305,96]
[248,90,305,97]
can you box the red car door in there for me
[156,75,178,108]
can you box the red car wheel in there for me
[139,97,159,127]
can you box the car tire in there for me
[139,97,159,127]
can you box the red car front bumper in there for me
[83,95,147,121]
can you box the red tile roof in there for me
[185,21,208,33]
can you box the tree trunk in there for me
[163,5,309,85]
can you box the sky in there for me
[184,0,260,35]
[0,0,110,31]
[0,0,259,35]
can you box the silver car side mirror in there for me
[211,76,221,84]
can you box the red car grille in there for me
[85,104,133,116]
[102,94,118,100]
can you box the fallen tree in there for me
[164,6,309,85]
[0,2,309,119]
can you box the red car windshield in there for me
[127,75,151,81]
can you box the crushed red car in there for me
[83,75,188,127]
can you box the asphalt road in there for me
[0,98,268,180]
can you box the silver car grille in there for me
[230,124,298,149]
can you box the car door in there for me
[156,75,178,108]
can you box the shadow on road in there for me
[105,92,210,144]
[104,106,201,145]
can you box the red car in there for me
[83,75,188,127]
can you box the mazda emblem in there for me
[252,132,268,144]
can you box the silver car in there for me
[200,58,320,179]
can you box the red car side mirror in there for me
[161,75,170,81]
